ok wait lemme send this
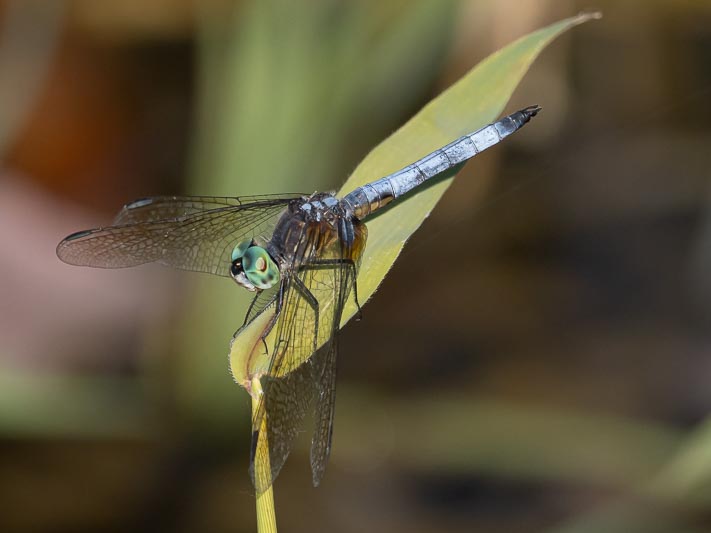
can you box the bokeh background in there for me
[1,1,711,532]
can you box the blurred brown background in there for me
[1,1,711,532]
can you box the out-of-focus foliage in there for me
[2,0,711,531]
[0,1,64,156]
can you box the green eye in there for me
[231,240,252,262]
[242,246,280,289]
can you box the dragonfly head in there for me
[230,240,280,291]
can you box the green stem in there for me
[252,380,277,532]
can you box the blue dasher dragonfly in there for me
[57,106,540,492]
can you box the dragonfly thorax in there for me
[230,240,280,291]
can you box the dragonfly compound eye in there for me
[229,240,258,291]
[242,246,280,289]
[231,240,253,262]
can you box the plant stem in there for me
[252,379,277,532]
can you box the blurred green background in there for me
[1,0,711,532]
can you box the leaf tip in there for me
[575,11,603,24]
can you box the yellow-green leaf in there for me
[337,11,600,324]
[230,12,600,387]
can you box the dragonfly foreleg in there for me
[258,281,287,355]
[243,292,261,327]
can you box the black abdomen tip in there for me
[521,105,542,121]
[509,105,542,129]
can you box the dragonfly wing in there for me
[309,337,338,487]
[249,331,342,494]
[113,194,303,225]
[309,235,358,486]
[249,338,318,494]
[248,219,358,492]
[57,195,302,277]
[309,226,358,486]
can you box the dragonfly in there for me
[57,106,540,492]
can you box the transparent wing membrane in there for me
[310,234,358,486]
[57,196,301,277]
[249,342,318,492]
[248,217,360,493]
[113,194,302,225]
[309,328,339,487]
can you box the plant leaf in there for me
[338,11,600,324]
[230,12,601,386]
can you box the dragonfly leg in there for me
[258,281,287,355]
[292,276,320,352]
[299,258,362,320]
[243,292,261,327]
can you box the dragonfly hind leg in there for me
[292,276,320,353]
[299,258,362,320]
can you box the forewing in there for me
[57,196,300,277]
[113,194,302,225]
